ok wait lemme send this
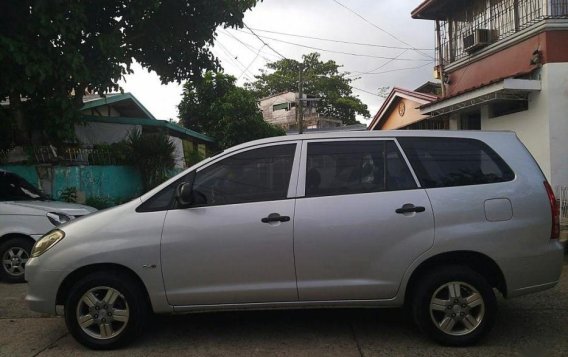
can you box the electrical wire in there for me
[352,86,381,96]
[215,40,257,80]
[221,29,279,62]
[238,44,265,80]
[331,0,435,60]
[235,29,432,62]
[353,61,434,76]
[243,23,288,59]
[245,27,435,51]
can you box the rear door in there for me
[293,139,435,301]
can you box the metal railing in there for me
[439,0,568,64]
[558,186,568,227]
[28,146,119,165]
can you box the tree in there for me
[0,0,259,146]
[247,53,370,125]
[178,71,285,149]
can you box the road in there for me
[1,260,567,357]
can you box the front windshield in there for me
[0,172,47,201]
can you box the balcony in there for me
[414,0,568,66]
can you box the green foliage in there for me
[0,0,260,145]
[247,53,370,125]
[178,72,285,150]
[59,187,78,203]
[89,142,131,165]
[126,130,176,191]
[85,196,116,210]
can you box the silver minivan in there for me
[25,131,563,349]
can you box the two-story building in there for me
[259,91,342,131]
[412,0,568,187]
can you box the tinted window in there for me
[305,141,417,197]
[0,172,46,201]
[192,144,295,206]
[136,172,194,212]
[398,137,514,188]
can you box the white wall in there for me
[482,63,568,187]
[75,123,141,145]
[168,135,186,169]
[544,63,568,188]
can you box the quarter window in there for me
[305,140,417,197]
[192,144,296,206]
[398,137,515,188]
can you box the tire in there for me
[411,265,497,346]
[0,237,33,283]
[64,271,149,350]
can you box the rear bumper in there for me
[501,241,564,298]
[25,257,64,315]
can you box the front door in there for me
[161,143,300,306]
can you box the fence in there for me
[558,186,568,227]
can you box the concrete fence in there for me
[1,164,143,204]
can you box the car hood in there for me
[1,200,97,217]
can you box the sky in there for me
[119,0,436,125]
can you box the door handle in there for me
[261,213,291,223]
[395,204,426,214]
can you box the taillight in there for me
[544,181,560,239]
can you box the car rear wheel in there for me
[411,265,497,346]
[0,237,33,283]
[64,271,148,350]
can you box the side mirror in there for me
[175,182,193,206]
[175,182,207,207]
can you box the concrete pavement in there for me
[1,261,567,356]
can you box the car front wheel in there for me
[0,237,33,283]
[411,265,497,346]
[64,271,148,350]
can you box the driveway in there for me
[1,260,567,356]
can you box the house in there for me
[258,91,342,130]
[368,83,443,130]
[78,93,215,168]
[411,0,568,187]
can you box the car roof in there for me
[222,130,517,155]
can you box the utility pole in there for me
[298,64,304,134]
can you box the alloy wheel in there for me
[429,281,485,336]
[75,286,130,340]
[1,247,29,277]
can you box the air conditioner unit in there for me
[463,29,493,53]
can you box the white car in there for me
[0,170,96,283]
[25,131,563,349]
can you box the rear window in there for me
[398,137,514,188]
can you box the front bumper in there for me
[25,257,64,315]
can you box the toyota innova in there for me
[25,131,563,349]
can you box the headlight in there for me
[46,212,71,226]
[31,230,65,258]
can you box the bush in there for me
[126,130,175,191]
[85,196,115,210]
[59,187,78,203]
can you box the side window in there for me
[136,172,194,212]
[305,140,417,198]
[192,144,296,206]
[398,137,515,188]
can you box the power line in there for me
[220,30,279,62]
[215,41,257,79]
[352,86,381,97]
[331,0,434,60]
[238,44,265,80]
[243,23,288,59]
[245,27,435,51]
[235,29,432,62]
[353,61,434,76]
